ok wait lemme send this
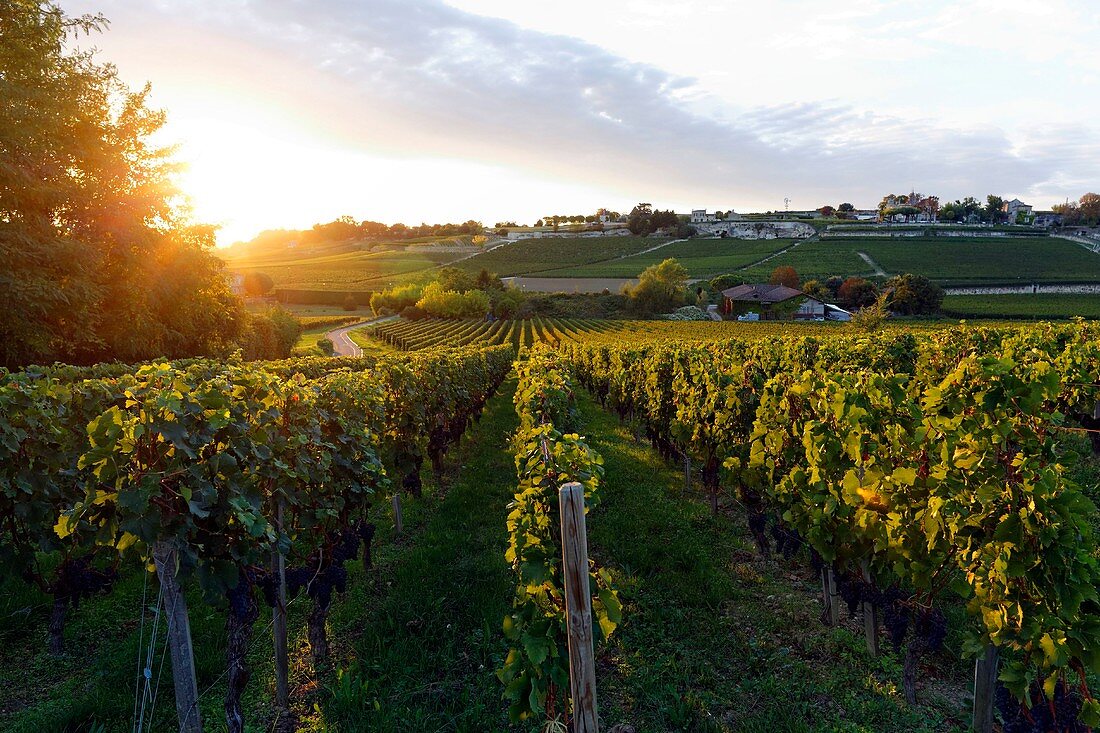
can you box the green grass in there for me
[941,294,1100,319]
[539,238,794,278]
[575,388,972,732]
[224,248,465,291]
[455,236,663,277]
[739,237,1100,285]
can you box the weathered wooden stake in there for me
[392,492,404,535]
[820,568,833,624]
[972,644,999,733]
[821,567,840,626]
[271,500,291,732]
[683,455,692,491]
[559,482,599,733]
[152,541,203,733]
[860,561,878,657]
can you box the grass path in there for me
[574,387,971,732]
[305,377,520,732]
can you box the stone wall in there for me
[695,220,816,239]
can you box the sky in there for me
[61,0,1100,245]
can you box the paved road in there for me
[324,316,397,357]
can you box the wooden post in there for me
[972,645,999,733]
[559,482,599,733]
[860,561,878,657]
[392,493,403,535]
[152,542,203,733]
[683,455,691,491]
[272,501,290,730]
[821,567,840,626]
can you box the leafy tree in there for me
[475,268,503,291]
[817,205,836,217]
[824,275,845,298]
[0,1,242,367]
[434,267,477,293]
[801,279,830,300]
[242,272,274,297]
[709,273,747,293]
[238,308,300,359]
[491,287,526,319]
[884,273,943,315]
[985,195,1006,224]
[837,277,879,309]
[769,266,799,289]
[624,258,688,315]
[627,203,654,235]
[370,283,422,315]
[837,203,855,219]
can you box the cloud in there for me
[76,0,1099,209]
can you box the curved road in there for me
[325,316,397,357]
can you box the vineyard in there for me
[2,321,1100,732]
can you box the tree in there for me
[623,258,688,315]
[242,272,274,297]
[824,275,845,298]
[491,287,526,318]
[837,203,855,220]
[475,268,503,291]
[434,267,476,293]
[0,2,242,367]
[817,205,836,218]
[627,203,654,235]
[801,279,830,300]
[985,195,1006,224]
[769,266,799,289]
[884,273,943,315]
[837,277,879,309]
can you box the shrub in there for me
[416,282,490,318]
[238,307,300,359]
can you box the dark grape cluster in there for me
[226,574,259,623]
[770,522,802,560]
[998,679,1087,733]
[254,570,279,608]
[285,566,314,599]
[357,522,376,569]
[809,549,824,574]
[911,607,947,653]
[305,563,347,608]
[880,587,910,652]
[330,529,361,564]
[53,556,118,609]
[835,572,864,619]
[746,510,770,555]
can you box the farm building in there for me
[721,283,850,321]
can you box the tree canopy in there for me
[624,258,688,315]
[769,266,800,289]
[1,1,243,367]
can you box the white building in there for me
[1002,198,1034,224]
[690,209,717,224]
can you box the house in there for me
[1002,198,1034,225]
[691,209,717,224]
[1033,211,1064,228]
[721,283,850,321]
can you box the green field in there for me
[223,247,465,290]
[941,293,1100,319]
[454,236,662,277]
[538,238,793,278]
[739,236,1100,285]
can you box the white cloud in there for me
[64,0,1100,236]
